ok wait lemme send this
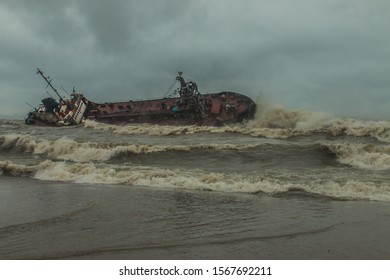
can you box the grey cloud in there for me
[1,0,389,120]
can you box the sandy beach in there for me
[1,176,389,260]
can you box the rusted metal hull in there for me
[86,91,256,126]
[26,70,256,127]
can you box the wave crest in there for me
[0,133,260,163]
[83,105,390,142]
[1,159,389,202]
[321,142,390,170]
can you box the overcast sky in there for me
[1,0,389,120]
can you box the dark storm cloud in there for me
[1,0,389,119]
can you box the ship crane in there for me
[175,72,204,120]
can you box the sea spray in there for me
[83,105,390,142]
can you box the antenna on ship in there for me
[36,68,65,103]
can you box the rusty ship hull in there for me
[86,91,256,126]
[26,70,256,126]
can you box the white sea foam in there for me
[0,133,261,162]
[3,132,390,171]
[83,105,390,142]
[321,142,390,171]
[317,118,390,142]
[1,159,389,202]
[30,161,390,202]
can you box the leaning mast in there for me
[36,68,64,103]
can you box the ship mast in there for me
[36,68,65,103]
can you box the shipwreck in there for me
[25,69,256,126]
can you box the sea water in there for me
[1,106,390,259]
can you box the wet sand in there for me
[1,176,389,260]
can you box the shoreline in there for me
[1,176,390,260]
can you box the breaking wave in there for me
[0,133,261,163]
[2,133,390,171]
[1,159,390,202]
[83,105,390,142]
[321,142,390,171]
[2,103,390,205]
